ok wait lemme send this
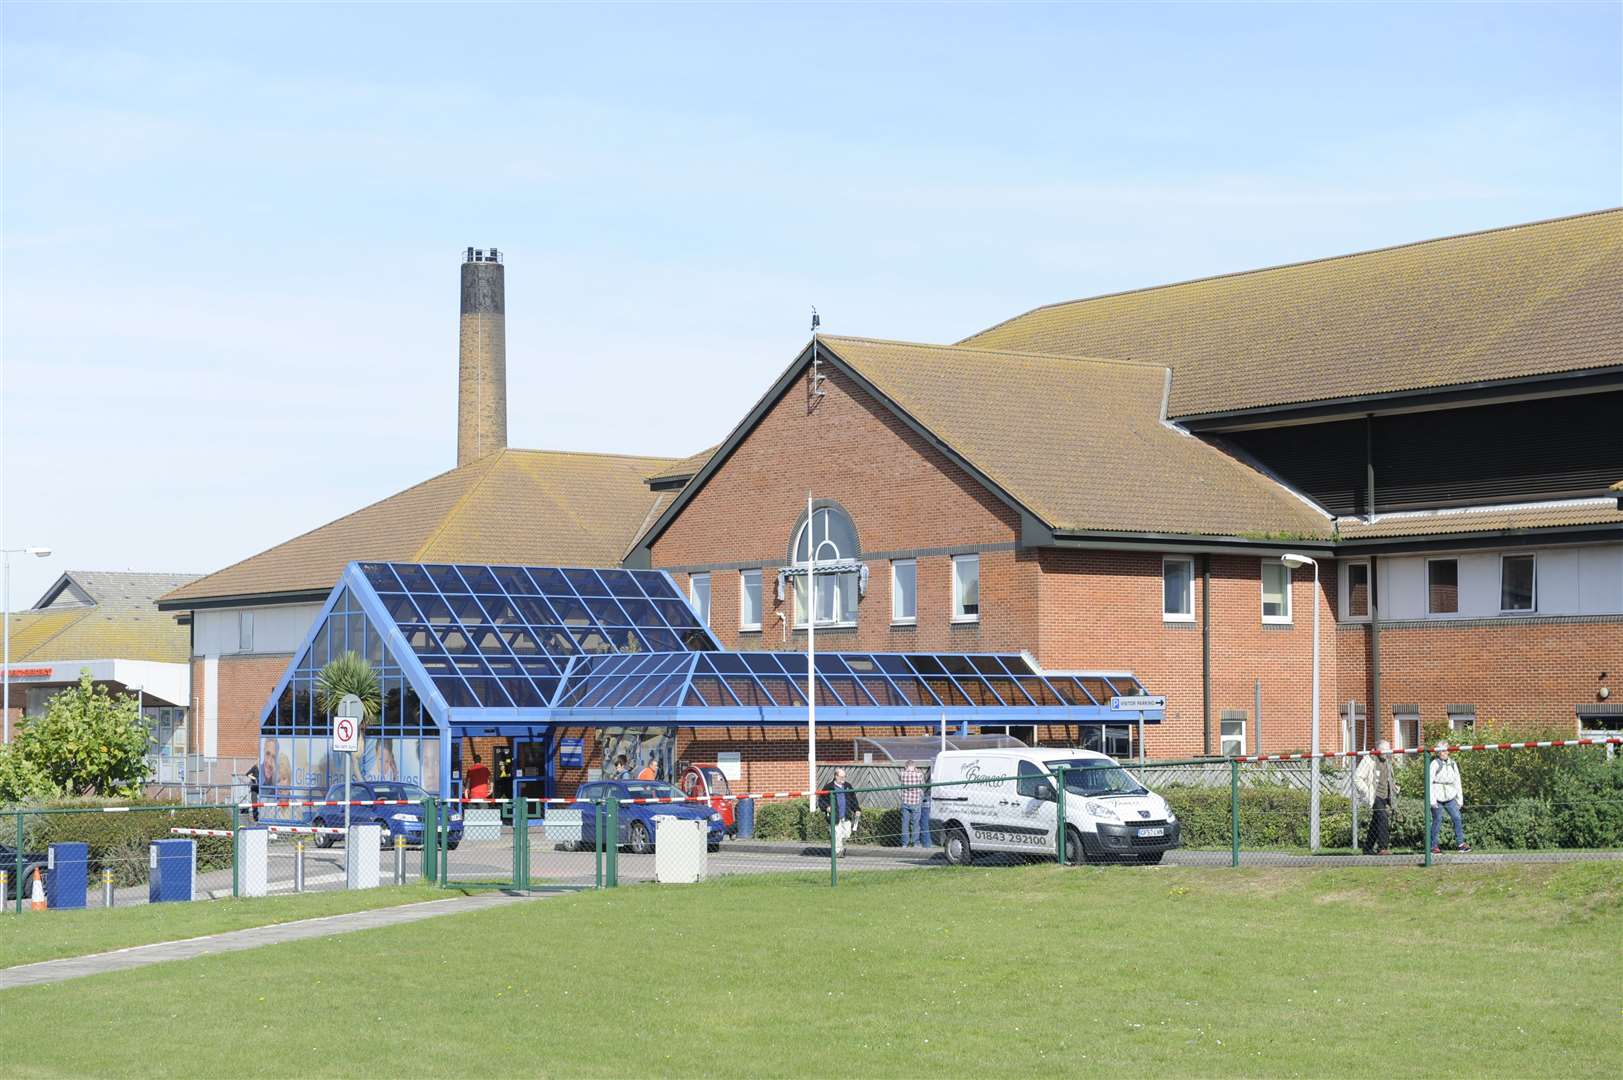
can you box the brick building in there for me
[163,211,1623,791]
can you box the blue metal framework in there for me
[257,562,1166,798]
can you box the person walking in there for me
[1355,740,1399,855]
[819,768,861,857]
[899,760,925,848]
[1428,741,1471,853]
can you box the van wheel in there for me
[944,826,973,866]
[1063,826,1085,866]
[1136,852,1163,865]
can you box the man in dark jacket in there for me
[819,768,862,856]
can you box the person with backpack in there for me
[1428,741,1471,853]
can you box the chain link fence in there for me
[5,737,1619,915]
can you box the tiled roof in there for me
[646,446,718,486]
[10,571,201,663]
[820,336,1331,539]
[963,209,1623,418]
[161,449,680,606]
[1334,499,1623,540]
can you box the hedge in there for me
[748,800,909,846]
[20,800,234,886]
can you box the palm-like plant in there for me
[316,651,381,730]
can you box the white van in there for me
[930,747,1180,865]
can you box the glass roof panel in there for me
[390,563,434,591]
[361,563,403,592]
[632,570,679,600]
[598,569,641,596]
[490,566,540,595]
[527,567,571,595]
[456,565,502,594]
[564,568,610,596]
[426,565,470,593]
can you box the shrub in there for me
[749,800,907,846]
[751,800,805,841]
[13,673,150,798]
[23,801,234,884]
[0,742,59,805]
[1162,785,1353,849]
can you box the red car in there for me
[679,764,736,834]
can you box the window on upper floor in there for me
[1427,559,1459,615]
[891,559,917,625]
[1500,554,1536,613]
[239,611,255,653]
[1344,561,1370,620]
[688,573,711,625]
[952,555,980,623]
[1261,560,1292,623]
[739,569,762,631]
[1163,557,1194,622]
[791,505,860,628]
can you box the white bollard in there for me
[239,827,269,898]
[346,824,381,889]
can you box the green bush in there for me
[748,800,907,846]
[23,801,234,886]
[1162,785,1354,849]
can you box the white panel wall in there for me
[1537,550,1580,613]
[1577,547,1623,614]
[193,604,323,656]
[1348,543,1622,621]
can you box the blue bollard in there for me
[149,839,196,903]
[45,842,89,910]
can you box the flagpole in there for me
[806,489,817,812]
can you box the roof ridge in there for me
[410,451,513,562]
[503,446,681,465]
[822,333,1168,372]
[960,206,1623,344]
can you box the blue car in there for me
[573,780,724,854]
[310,781,463,850]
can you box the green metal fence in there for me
[5,739,1619,913]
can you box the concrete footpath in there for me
[1,891,545,991]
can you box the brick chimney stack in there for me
[458,247,507,465]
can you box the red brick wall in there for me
[650,363,1037,653]
[1336,619,1615,743]
[1036,550,1340,757]
[197,655,293,759]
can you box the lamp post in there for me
[3,546,54,744]
[1281,553,1321,850]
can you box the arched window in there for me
[788,505,861,627]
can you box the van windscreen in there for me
[1049,759,1146,797]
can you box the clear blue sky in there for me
[3,2,1619,602]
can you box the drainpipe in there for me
[1369,555,1382,748]
[1201,555,1212,757]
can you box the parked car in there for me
[573,780,724,854]
[0,844,47,901]
[930,748,1180,866]
[310,782,463,850]
[678,764,737,834]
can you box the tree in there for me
[316,651,380,729]
[16,672,151,798]
[0,741,60,804]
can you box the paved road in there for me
[0,892,544,990]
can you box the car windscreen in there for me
[1051,758,1147,797]
[700,768,731,793]
[369,783,428,801]
[620,783,680,800]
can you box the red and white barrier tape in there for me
[171,825,347,838]
[1228,735,1622,765]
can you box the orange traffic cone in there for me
[30,868,47,911]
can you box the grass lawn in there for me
[0,885,454,969]
[2,863,1620,1078]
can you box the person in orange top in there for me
[464,750,493,800]
[637,757,659,782]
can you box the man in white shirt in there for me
[1428,742,1471,853]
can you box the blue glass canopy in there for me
[260,562,1165,737]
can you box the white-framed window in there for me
[791,505,861,629]
[688,573,711,625]
[1447,706,1476,733]
[739,569,762,631]
[792,574,858,628]
[1342,560,1370,621]
[1394,711,1420,750]
[1260,560,1291,623]
[1500,553,1536,612]
[952,554,980,622]
[891,559,917,625]
[238,611,255,653]
[1162,557,1194,622]
[1220,715,1246,757]
[1427,558,1459,615]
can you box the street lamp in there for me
[3,546,54,744]
[1281,553,1321,850]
